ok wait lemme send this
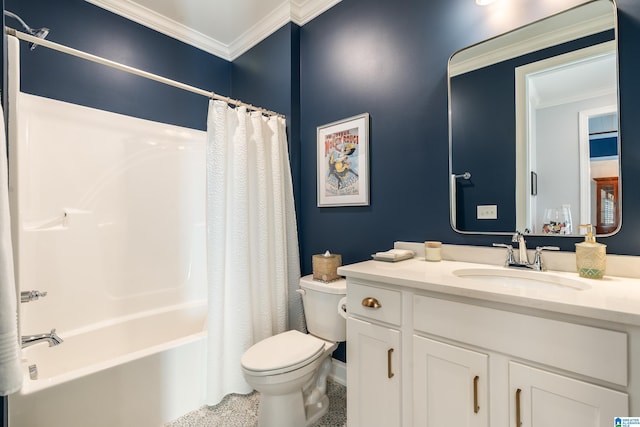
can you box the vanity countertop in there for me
[338,258,640,326]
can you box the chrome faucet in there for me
[21,329,63,349]
[493,231,559,271]
[512,231,529,266]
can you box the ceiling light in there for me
[476,0,496,5]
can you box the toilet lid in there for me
[241,330,325,374]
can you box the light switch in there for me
[477,205,497,220]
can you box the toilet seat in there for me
[241,330,326,376]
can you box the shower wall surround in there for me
[11,92,208,335]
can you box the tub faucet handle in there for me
[21,290,48,303]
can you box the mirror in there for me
[448,0,619,237]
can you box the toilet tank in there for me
[299,275,346,342]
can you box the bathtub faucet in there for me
[21,329,63,349]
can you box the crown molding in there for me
[86,0,342,61]
[85,0,231,59]
[228,1,292,60]
[291,0,343,26]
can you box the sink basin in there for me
[452,268,591,292]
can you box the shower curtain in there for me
[0,105,22,396]
[205,100,304,404]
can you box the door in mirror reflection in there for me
[516,42,618,235]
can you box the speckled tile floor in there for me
[165,380,346,427]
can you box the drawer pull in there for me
[362,297,382,309]
[515,388,522,426]
[473,375,480,414]
[387,348,394,378]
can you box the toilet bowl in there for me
[241,275,347,427]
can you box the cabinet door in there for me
[509,362,628,427]
[347,316,401,427]
[413,335,489,427]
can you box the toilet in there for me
[241,274,347,427]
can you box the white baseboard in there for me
[329,358,346,386]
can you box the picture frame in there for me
[317,113,370,207]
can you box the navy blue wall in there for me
[231,23,302,215]
[299,0,640,275]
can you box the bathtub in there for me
[9,301,208,427]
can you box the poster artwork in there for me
[324,127,360,196]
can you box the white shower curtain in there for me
[0,105,22,396]
[205,100,304,404]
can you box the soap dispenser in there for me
[575,224,606,279]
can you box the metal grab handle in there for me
[362,297,381,309]
[516,388,522,426]
[473,375,480,414]
[453,171,472,180]
[387,348,394,378]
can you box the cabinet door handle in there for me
[387,348,394,378]
[515,388,522,426]
[362,297,381,309]
[473,375,480,414]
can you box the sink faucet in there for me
[493,231,559,271]
[21,329,63,349]
[512,231,529,266]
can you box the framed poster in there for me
[317,113,370,207]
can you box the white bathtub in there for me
[9,302,208,427]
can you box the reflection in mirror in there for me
[449,0,619,237]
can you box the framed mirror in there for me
[448,0,619,237]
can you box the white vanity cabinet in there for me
[509,361,628,426]
[413,335,489,426]
[346,281,403,427]
[346,276,631,427]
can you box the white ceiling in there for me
[529,52,617,109]
[85,0,342,61]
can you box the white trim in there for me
[291,0,343,26]
[578,105,617,225]
[228,2,292,60]
[86,0,342,61]
[329,358,347,386]
[85,0,231,59]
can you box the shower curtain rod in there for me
[5,28,285,118]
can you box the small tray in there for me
[371,253,414,262]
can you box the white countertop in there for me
[337,257,640,326]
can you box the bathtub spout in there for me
[21,329,63,349]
